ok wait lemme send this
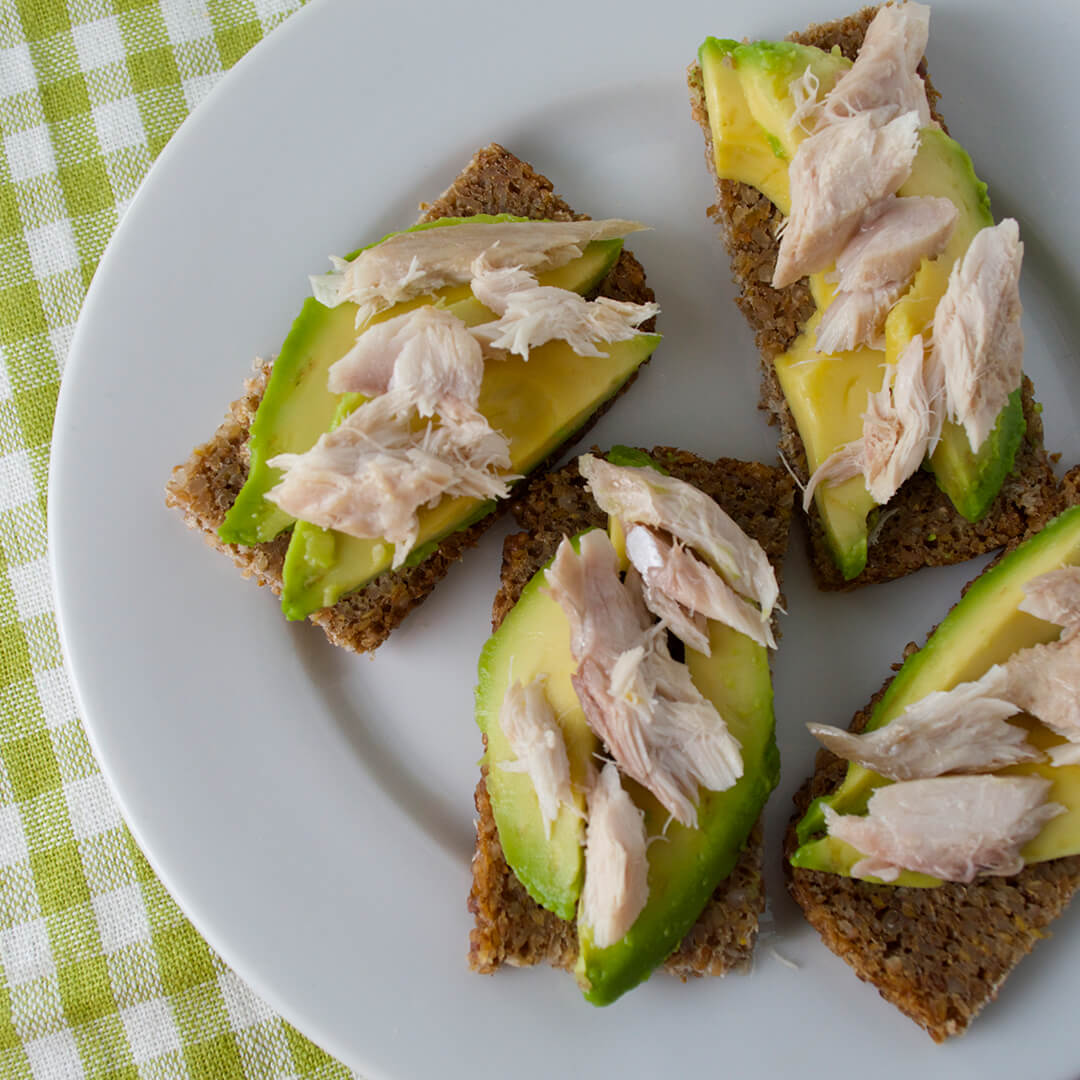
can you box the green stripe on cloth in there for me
[0,2,361,1076]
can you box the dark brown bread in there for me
[468,448,794,981]
[164,145,656,652]
[786,467,1080,1042]
[687,7,1061,590]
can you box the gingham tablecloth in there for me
[0,2,358,1076]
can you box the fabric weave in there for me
[0,2,358,1076]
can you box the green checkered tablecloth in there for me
[0,2,359,1076]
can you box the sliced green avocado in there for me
[475,531,600,921]
[792,504,1080,884]
[888,128,1025,521]
[698,38,1029,579]
[698,38,850,213]
[218,218,622,545]
[576,616,778,1004]
[280,329,661,620]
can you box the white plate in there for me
[50,1,1080,1077]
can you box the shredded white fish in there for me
[469,259,658,361]
[310,219,647,326]
[773,109,922,289]
[579,455,779,621]
[825,775,1063,883]
[787,64,823,135]
[804,335,935,509]
[1018,567,1080,636]
[815,196,957,354]
[580,762,649,949]
[815,285,905,354]
[808,679,1041,782]
[546,530,742,827]
[934,219,1025,453]
[818,1,933,129]
[466,256,540,315]
[832,197,957,293]
[498,676,578,839]
[544,529,651,661]
[775,3,937,291]
[327,305,484,415]
[626,532,711,656]
[266,389,517,567]
[580,626,743,827]
[769,947,801,972]
[1049,743,1080,767]
[993,633,1080,747]
[625,525,775,651]
[818,567,1080,777]
[801,442,863,512]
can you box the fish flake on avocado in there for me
[475,450,781,1004]
[697,24,1029,580]
[792,504,1080,885]
[219,221,624,547]
[279,329,660,620]
[475,532,599,922]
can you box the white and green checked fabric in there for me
[0,2,360,1076]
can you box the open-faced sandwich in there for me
[788,468,1080,1040]
[165,145,660,651]
[688,3,1058,589]
[469,447,793,1003]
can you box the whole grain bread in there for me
[164,145,656,652]
[687,7,1061,590]
[785,465,1080,1042]
[468,448,794,982]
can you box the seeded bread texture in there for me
[785,468,1080,1042]
[164,144,656,653]
[468,448,794,982]
[687,6,1060,590]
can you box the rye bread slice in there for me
[785,465,1080,1042]
[468,448,794,983]
[164,144,656,653]
[687,6,1061,590]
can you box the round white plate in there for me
[50,1,1080,1077]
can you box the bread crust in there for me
[164,144,656,652]
[785,465,1080,1042]
[468,448,794,984]
[687,6,1062,589]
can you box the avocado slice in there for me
[792,504,1080,884]
[218,218,622,545]
[577,617,779,1004]
[698,38,851,213]
[888,128,1026,521]
[698,37,1028,578]
[475,532,600,921]
[772,311,882,579]
[280,329,661,620]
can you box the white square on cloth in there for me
[34,666,79,732]
[0,918,51,986]
[0,449,35,513]
[3,125,55,185]
[71,15,125,73]
[0,802,29,869]
[24,1029,82,1080]
[120,997,182,1064]
[92,883,151,954]
[91,95,144,155]
[161,0,214,46]
[0,43,37,96]
[64,773,123,843]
